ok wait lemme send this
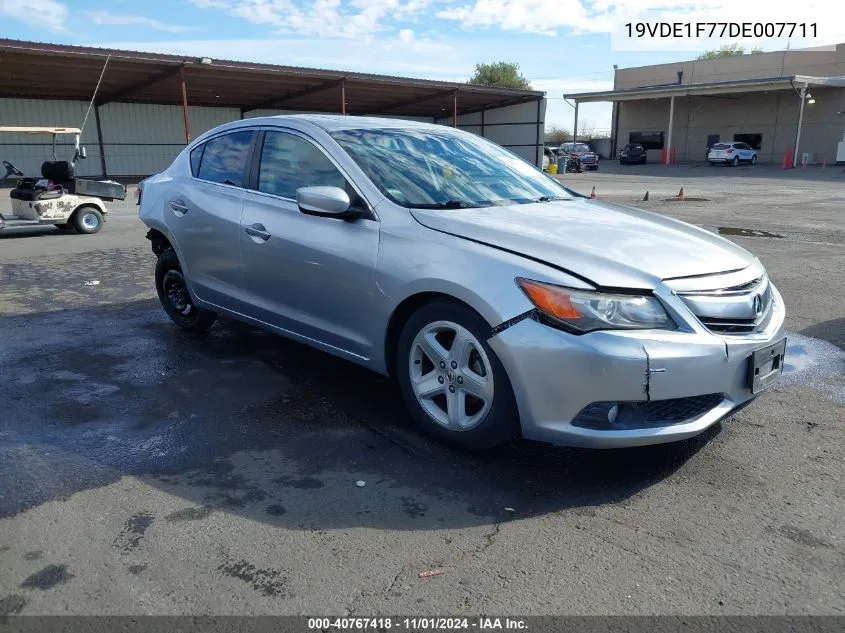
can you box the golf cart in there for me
[1,126,126,234]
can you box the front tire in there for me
[751,154,758,165]
[73,207,103,234]
[396,299,520,451]
[155,249,217,332]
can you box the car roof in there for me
[249,114,451,133]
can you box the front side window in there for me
[197,130,254,186]
[329,128,572,209]
[257,130,346,199]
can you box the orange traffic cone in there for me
[590,186,596,199]
[643,190,649,201]
[677,187,684,199]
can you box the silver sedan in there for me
[138,115,787,450]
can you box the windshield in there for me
[564,143,591,153]
[329,128,573,208]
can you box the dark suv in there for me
[619,143,646,164]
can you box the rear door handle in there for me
[244,223,271,241]
[168,199,189,214]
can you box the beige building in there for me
[566,44,845,165]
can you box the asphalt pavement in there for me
[0,166,843,616]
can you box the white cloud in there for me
[190,0,434,39]
[85,11,197,33]
[1,0,68,32]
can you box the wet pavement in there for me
[0,175,844,615]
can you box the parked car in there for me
[708,142,758,166]
[138,115,787,451]
[559,142,599,170]
[619,143,647,165]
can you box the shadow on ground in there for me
[801,317,845,351]
[0,300,720,530]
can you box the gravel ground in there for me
[0,165,843,616]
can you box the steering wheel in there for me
[2,160,25,179]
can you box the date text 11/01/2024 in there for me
[308,618,527,630]
[624,22,818,39]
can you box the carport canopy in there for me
[564,74,845,167]
[0,38,543,125]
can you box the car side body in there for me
[139,115,786,451]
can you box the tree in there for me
[544,124,571,144]
[468,62,532,90]
[697,44,765,60]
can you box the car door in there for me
[171,128,256,310]
[238,128,380,359]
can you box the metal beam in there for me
[793,85,807,168]
[371,88,457,115]
[179,65,191,144]
[535,98,541,166]
[96,65,182,106]
[452,91,458,127]
[341,78,347,115]
[243,78,345,113]
[444,94,539,119]
[666,95,675,166]
[94,105,107,177]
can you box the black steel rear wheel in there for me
[155,249,217,332]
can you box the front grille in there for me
[572,394,724,430]
[677,274,774,336]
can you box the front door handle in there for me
[244,223,271,241]
[168,199,189,215]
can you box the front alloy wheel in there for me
[396,299,519,450]
[409,320,494,431]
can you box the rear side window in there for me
[197,131,255,186]
[189,144,204,176]
[256,130,346,199]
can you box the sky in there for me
[1,0,843,132]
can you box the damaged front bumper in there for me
[487,283,787,448]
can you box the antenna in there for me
[77,55,111,160]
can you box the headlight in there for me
[516,278,676,333]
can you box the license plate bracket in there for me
[749,338,787,394]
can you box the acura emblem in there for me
[753,294,763,316]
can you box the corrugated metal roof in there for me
[564,75,845,102]
[0,38,544,117]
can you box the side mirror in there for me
[79,146,87,159]
[296,186,360,220]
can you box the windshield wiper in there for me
[534,195,569,203]
[408,200,479,209]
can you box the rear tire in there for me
[155,249,217,332]
[72,207,103,234]
[732,156,740,167]
[396,299,520,451]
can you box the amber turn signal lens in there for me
[517,279,582,320]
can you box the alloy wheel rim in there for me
[409,320,494,431]
[162,270,195,318]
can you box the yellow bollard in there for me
[548,163,558,174]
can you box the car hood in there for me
[410,198,756,290]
